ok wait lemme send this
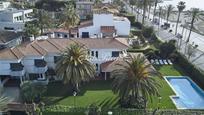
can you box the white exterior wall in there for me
[0,22,25,31]
[44,53,60,69]
[79,13,130,38]
[93,14,114,27]
[88,48,125,72]
[0,12,13,22]
[0,60,20,75]
[114,19,130,36]
[22,56,44,73]
[79,26,99,38]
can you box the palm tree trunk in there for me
[137,8,139,22]
[175,12,181,35]
[153,1,157,21]
[148,5,151,19]
[142,0,147,25]
[186,16,195,43]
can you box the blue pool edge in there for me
[164,76,204,110]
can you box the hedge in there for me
[122,13,135,25]
[175,53,204,89]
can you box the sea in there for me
[159,0,204,10]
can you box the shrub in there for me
[122,14,135,25]
[133,22,143,29]
[175,53,204,89]
[142,26,154,38]
[131,30,142,36]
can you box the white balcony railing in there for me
[10,68,26,77]
[33,65,48,74]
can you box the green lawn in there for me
[43,65,186,109]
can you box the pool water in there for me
[165,76,204,109]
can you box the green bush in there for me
[131,30,142,36]
[142,26,154,38]
[132,22,143,29]
[175,53,204,89]
[122,14,135,25]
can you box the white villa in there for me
[0,8,33,31]
[78,7,130,38]
[0,38,129,86]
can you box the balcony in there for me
[10,63,25,76]
[33,59,48,73]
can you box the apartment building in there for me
[0,38,129,86]
[0,8,33,31]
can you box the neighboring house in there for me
[76,0,94,20]
[0,31,23,50]
[0,1,11,11]
[78,7,130,38]
[0,38,129,86]
[101,0,113,4]
[45,28,78,39]
[0,8,33,31]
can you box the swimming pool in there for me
[165,76,204,109]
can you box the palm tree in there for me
[56,43,95,91]
[153,0,163,21]
[0,96,8,109]
[111,54,161,108]
[175,1,186,35]
[129,0,136,13]
[158,6,163,30]
[165,4,175,23]
[61,3,80,30]
[185,8,204,43]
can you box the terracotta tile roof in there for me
[101,26,116,33]
[17,43,43,57]
[78,20,93,28]
[46,28,78,34]
[101,53,155,72]
[47,28,69,33]
[0,48,23,60]
[72,38,129,49]
[0,38,129,59]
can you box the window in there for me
[57,34,60,37]
[4,27,14,30]
[91,51,94,57]
[96,64,98,71]
[54,56,61,63]
[64,34,68,38]
[112,51,120,57]
[82,32,89,38]
[95,51,98,58]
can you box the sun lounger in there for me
[163,60,169,65]
[167,59,173,65]
[150,59,155,64]
[155,59,160,65]
[159,59,164,65]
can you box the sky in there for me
[159,0,204,10]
